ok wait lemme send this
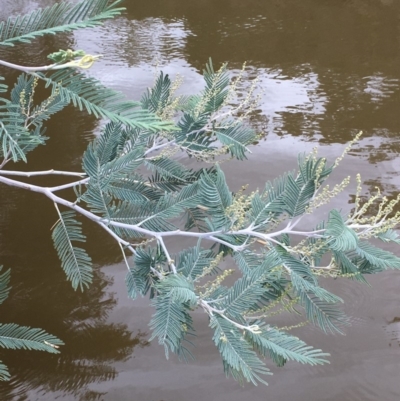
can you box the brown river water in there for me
[1,0,400,400]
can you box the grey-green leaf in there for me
[51,210,93,291]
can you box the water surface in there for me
[1,1,400,400]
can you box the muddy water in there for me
[1,0,400,400]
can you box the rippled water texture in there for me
[1,0,400,400]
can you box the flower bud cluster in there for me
[196,252,224,282]
[278,321,308,332]
[226,186,254,230]
[198,268,234,298]
[307,176,351,213]
[334,130,363,168]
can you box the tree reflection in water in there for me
[0,270,149,400]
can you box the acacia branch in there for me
[0,173,331,257]
[0,169,86,177]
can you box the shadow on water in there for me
[0,269,149,400]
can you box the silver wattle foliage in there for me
[1,0,400,385]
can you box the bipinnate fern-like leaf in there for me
[82,142,113,214]
[39,70,174,131]
[279,251,341,303]
[376,229,400,244]
[0,73,66,163]
[0,323,64,352]
[131,60,256,163]
[224,276,268,319]
[233,250,261,274]
[245,324,329,366]
[176,244,215,280]
[326,210,358,252]
[250,192,283,228]
[150,275,196,358]
[223,256,281,319]
[300,292,349,334]
[279,156,331,218]
[356,241,400,270]
[0,323,64,380]
[0,266,11,305]
[202,58,230,113]
[0,107,44,163]
[249,170,295,227]
[0,0,125,47]
[228,250,287,310]
[210,316,271,385]
[125,268,137,300]
[0,361,10,381]
[0,77,7,93]
[173,59,229,145]
[93,121,125,165]
[106,182,201,236]
[11,73,68,130]
[141,71,172,115]
[199,167,232,229]
[108,179,159,204]
[283,174,315,218]
[215,124,254,160]
[172,59,257,161]
[109,200,175,234]
[125,247,165,298]
[82,137,145,219]
[275,246,315,285]
[90,121,149,168]
[332,251,368,283]
[0,72,69,164]
[136,182,200,230]
[146,157,191,187]
[51,210,93,291]
[274,246,348,333]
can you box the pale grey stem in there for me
[348,222,385,230]
[99,221,137,256]
[0,174,325,259]
[156,236,177,274]
[238,227,325,240]
[199,299,261,333]
[0,121,21,156]
[0,59,85,73]
[49,178,90,192]
[150,267,164,280]
[144,139,176,156]
[0,169,86,177]
[208,235,244,252]
[0,152,11,169]
[118,242,132,271]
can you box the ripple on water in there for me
[327,276,373,326]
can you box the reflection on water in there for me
[2,0,400,400]
[0,266,149,400]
